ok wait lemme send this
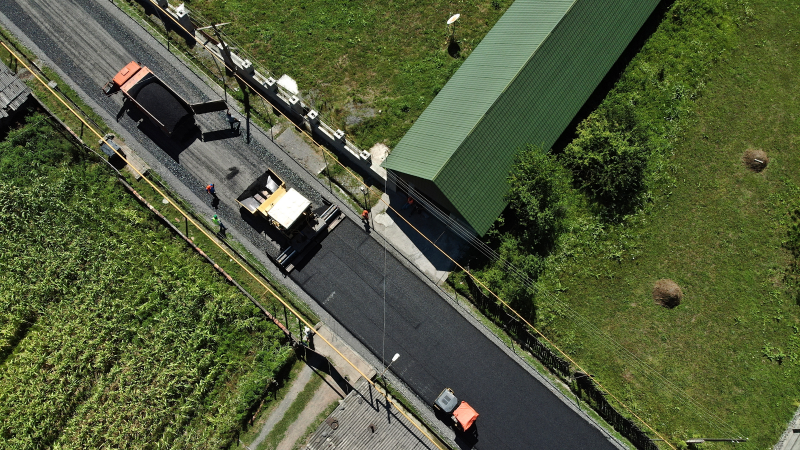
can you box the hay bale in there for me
[742,148,769,172]
[653,279,682,308]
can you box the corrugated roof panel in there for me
[0,64,31,122]
[385,0,662,235]
[305,378,434,450]
[384,0,576,178]
[437,0,662,235]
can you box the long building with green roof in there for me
[382,0,661,236]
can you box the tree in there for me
[506,145,570,253]
[563,114,647,215]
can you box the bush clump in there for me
[563,114,647,216]
[506,146,571,252]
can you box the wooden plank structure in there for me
[0,62,31,128]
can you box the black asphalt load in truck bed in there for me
[134,81,194,138]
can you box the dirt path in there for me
[250,365,314,449]
[275,375,344,450]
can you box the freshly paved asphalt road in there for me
[292,220,618,449]
[1,1,621,448]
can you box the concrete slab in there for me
[122,145,150,180]
[313,323,377,385]
[775,407,800,450]
[370,189,464,284]
[369,143,389,180]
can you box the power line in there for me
[389,173,740,439]
[130,6,679,444]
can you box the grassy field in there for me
[9,0,797,446]
[185,0,513,149]
[0,111,296,449]
[532,0,800,446]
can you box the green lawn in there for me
[536,0,800,446]
[186,0,513,149]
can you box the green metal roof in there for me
[383,0,661,235]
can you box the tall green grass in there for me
[457,0,800,446]
[0,112,294,449]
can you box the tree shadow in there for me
[550,0,677,154]
[136,0,196,47]
[383,189,465,273]
[302,348,353,396]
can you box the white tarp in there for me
[268,188,310,229]
[277,74,299,96]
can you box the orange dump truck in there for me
[103,61,226,140]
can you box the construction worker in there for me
[212,214,226,233]
[206,183,216,195]
[402,196,414,210]
[226,110,240,132]
[361,209,370,223]
[304,326,315,350]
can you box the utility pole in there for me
[197,23,231,104]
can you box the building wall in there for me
[389,170,461,217]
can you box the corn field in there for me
[0,112,293,449]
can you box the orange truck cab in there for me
[103,61,226,140]
[434,388,479,432]
[110,61,147,92]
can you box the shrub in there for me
[563,113,647,215]
[786,208,800,304]
[506,145,570,253]
[478,234,543,315]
